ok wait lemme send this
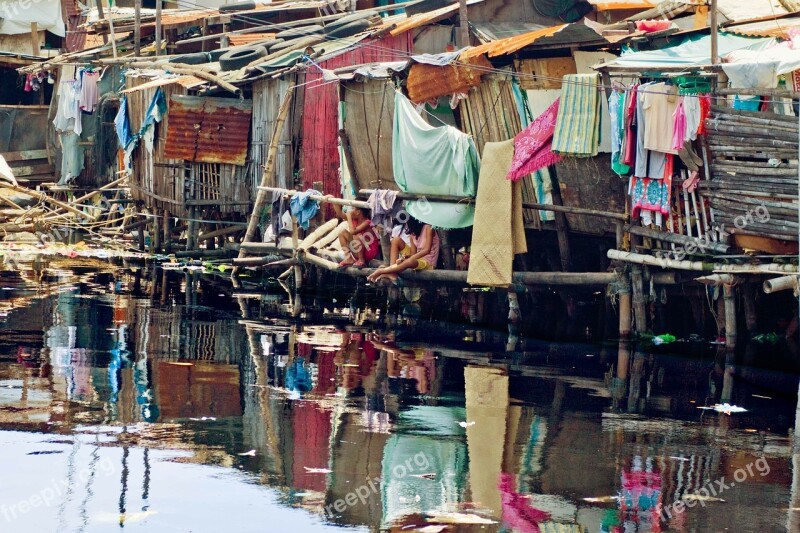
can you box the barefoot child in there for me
[331,201,381,267]
[367,216,439,283]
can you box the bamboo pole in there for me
[155,0,162,56]
[357,189,629,221]
[608,249,713,272]
[298,218,338,251]
[631,265,647,334]
[1,183,91,220]
[233,86,295,277]
[259,187,370,209]
[764,275,799,294]
[197,224,243,243]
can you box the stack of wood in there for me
[702,105,799,243]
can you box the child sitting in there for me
[367,216,439,283]
[330,202,381,267]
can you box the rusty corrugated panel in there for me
[301,33,412,201]
[460,25,567,59]
[406,54,492,103]
[164,95,253,166]
[725,16,800,37]
[229,33,277,46]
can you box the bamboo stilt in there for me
[233,87,295,277]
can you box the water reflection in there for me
[0,260,798,532]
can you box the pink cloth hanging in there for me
[507,98,562,181]
[671,99,686,151]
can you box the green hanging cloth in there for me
[392,91,479,229]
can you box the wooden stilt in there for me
[152,210,161,253]
[291,218,302,318]
[548,166,571,271]
[631,265,647,334]
[163,209,172,253]
[724,284,737,349]
[137,210,146,252]
[186,207,198,251]
[233,87,295,277]
[742,283,758,335]
[618,275,632,339]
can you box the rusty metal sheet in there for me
[164,95,253,166]
[726,16,800,38]
[406,54,492,103]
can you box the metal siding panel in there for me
[300,33,412,197]
[165,95,253,166]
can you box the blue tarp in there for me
[610,33,774,69]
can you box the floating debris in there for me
[457,421,476,428]
[237,450,257,457]
[583,495,620,503]
[304,467,332,474]
[683,494,725,502]
[697,403,748,415]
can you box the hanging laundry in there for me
[53,80,82,136]
[642,82,680,154]
[629,154,674,228]
[120,89,167,173]
[683,95,701,141]
[367,189,400,231]
[79,70,100,113]
[634,83,666,180]
[609,90,630,176]
[671,99,686,152]
[507,98,562,181]
[114,95,133,149]
[696,94,711,136]
[289,190,322,230]
[551,73,601,157]
[392,91,479,229]
[622,84,638,167]
[468,139,527,288]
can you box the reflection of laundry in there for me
[498,472,551,533]
[381,406,468,529]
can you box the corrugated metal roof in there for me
[460,24,567,58]
[229,33,278,46]
[164,95,253,166]
[588,0,654,10]
[121,74,204,93]
[405,53,492,102]
[725,15,800,38]
[384,0,485,36]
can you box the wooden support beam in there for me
[723,284,737,349]
[631,265,647,334]
[548,166,571,271]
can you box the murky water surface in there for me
[1,259,799,532]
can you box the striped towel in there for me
[551,73,601,157]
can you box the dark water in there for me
[1,259,799,532]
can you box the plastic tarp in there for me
[722,36,800,89]
[608,33,773,69]
[0,0,65,37]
